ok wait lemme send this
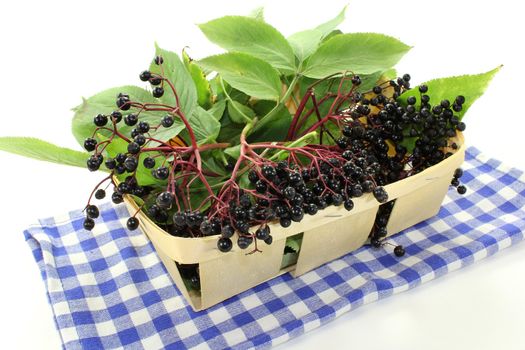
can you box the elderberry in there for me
[127,217,139,230]
[143,157,156,169]
[161,115,174,127]
[394,245,405,257]
[95,189,106,200]
[152,87,164,98]
[217,237,233,252]
[86,205,99,219]
[83,217,95,231]
[373,186,389,203]
[94,114,108,127]
[237,236,253,249]
[84,138,97,151]
[255,225,270,240]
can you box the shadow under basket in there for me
[123,135,466,311]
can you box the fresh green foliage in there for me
[285,233,303,253]
[314,6,347,37]
[198,16,296,73]
[280,233,304,269]
[0,5,498,216]
[302,33,411,78]
[150,43,197,119]
[190,107,221,145]
[287,6,347,62]
[398,66,502,120]
[182,49,212,109]
[227,100,256,124]
[288,29,325,63]
[224,144,241,159]
[72,86,186,146]
[198,53,282,101]
[207,100,226,120]
[0,137,91,168]
[249,104,292,143]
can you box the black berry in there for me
[127,217,139,230]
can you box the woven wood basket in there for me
[123,134,465,311]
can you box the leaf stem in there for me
[219,76,253,123]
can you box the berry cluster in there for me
[451,168,467,194]
[80,54,466,261]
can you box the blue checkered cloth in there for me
[24,147,525,349]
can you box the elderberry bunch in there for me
[81,55,181,233]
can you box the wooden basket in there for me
[123,135,465,311]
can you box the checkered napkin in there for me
[24,147,525,350]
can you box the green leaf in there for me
[238,172,251,189]
[280,252,299,269]
[314,6,347,36]
[249,6,264,21]
[383,68,397,80]
[72,86,154,146]
[190,107,221,145]
[398,66,501,120]
[249,104,292,142]
[149,43,197,119]
[198,53,282,101]
[198,16,296,73]
[285,234,303,253]
[288,29,325,62]
[201,155,227,176]
[322,29,343,43]
[0,137,91,168]
[227,100,255,124]
[357,70,386,92]
[303,33,411,78]
[224,144,241,159]
[71,86,189,146]
[182,49,212,109]
[208,100,226,120]
[271,131,318,161]
[287,6,347,62]
[217,112,242,144]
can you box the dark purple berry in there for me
[394,245,405,257]
[84,138,97,152]
[86,205,99,219]
[95,189,106,200]
[154,55,164,65]
[111,192,123,204]
[127,142,140,154]
[344,199,354,211]
[124,114,138,126]
[139,70,151,81]
[156,191,173,209]
[373,186,389,203]
[221,225,234,238]
[457,185,467,195]
[255,225,270,240]
[94,114,108,127]
[237,235,253,249]
[217,237,233,252]
[83,217,95,231]
[143,157,156,169]
[152,87,164,98]
[127,217,139,230]
[124,157,138,172]
[161,115,174,127]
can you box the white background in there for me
[1,0,524,349]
